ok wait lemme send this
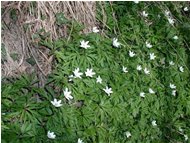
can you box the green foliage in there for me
[2,75,50,143]
[56,12,69,25]
[2,1,190,143]
[10,9,18,22]
[32,28,51,41]
[26,57,36,66]
[10,53,19,61]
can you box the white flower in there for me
[103,86,113,96]
[96,76,102,84]
[170,83,176,89]
[47,131,56,139]
[64,88,73,100]
[142,11,148,17]
[168,17,174,25]
[51,99,62,107]
[144,68,150,75]
[77,138,84,143]
[122,66,128,73]
[184,135,188,141]
[92,27,99,33]
[140,92,145,98]
[184,7,188,12]
[149,88,155,94]
[113,38,121,48]
[179,127,183,132]
[85,68,96,77]
[133,0,139,4]
[73,68,83,79]
[152,120,157,126]
[179,66,184,72]
[125,131,131,138]
[129,50,135,57]
[68,75,74,81]
[173,36,178,40]
[80,40,90,49]
[169,61,175,65]
[146,41,152,48]
[137,65,142,71]
[150,53,156,60]
[172,90,176,96]
[165,10,170,16]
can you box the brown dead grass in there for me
[1,1,98,85]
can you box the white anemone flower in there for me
[103,86,113,96]
[68,75,74,81]
[165,10,170,16]
[150,53,156,60]
[80,40,90,49]
[142,11,148,17]
[113,38,121,48]
[144,68,150,75]
[125,131,131,138]
[168,17,174,25]
[47,131,56,139]
[96,76,102,84]
[137,65,142,71]
[152,120,157,126]
[173,36,178,40]
[85,68,96,77]
[92,27,99,33]
[77,138,84,143]
[129,50,136,57]
[170,83,176,89]
[146,41,152,48]
[179,66,184,72]
[133,0,139,4]
[169,61,175,65]
[184,135,188,141]
[122,66,128,73]
[149,88,155,94]
[51,99,62,107]
[64,88,73,100]
[184,7,188,12]
[140,92,145,98]
[172,90,176,96]
[179,127,183,132]
[73,68,83,79]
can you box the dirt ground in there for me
[1,1,97,86]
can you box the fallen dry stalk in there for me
[1,1,97,83]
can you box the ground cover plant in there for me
[2,1,190,143]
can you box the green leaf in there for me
[26,57,36,66]
[21,123,32,134]
[56,12,69,25]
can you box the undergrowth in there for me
[2,1,190,143]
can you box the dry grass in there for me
[1,1,97,85]
[24,1,97,39]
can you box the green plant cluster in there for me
[2,1,190,143]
